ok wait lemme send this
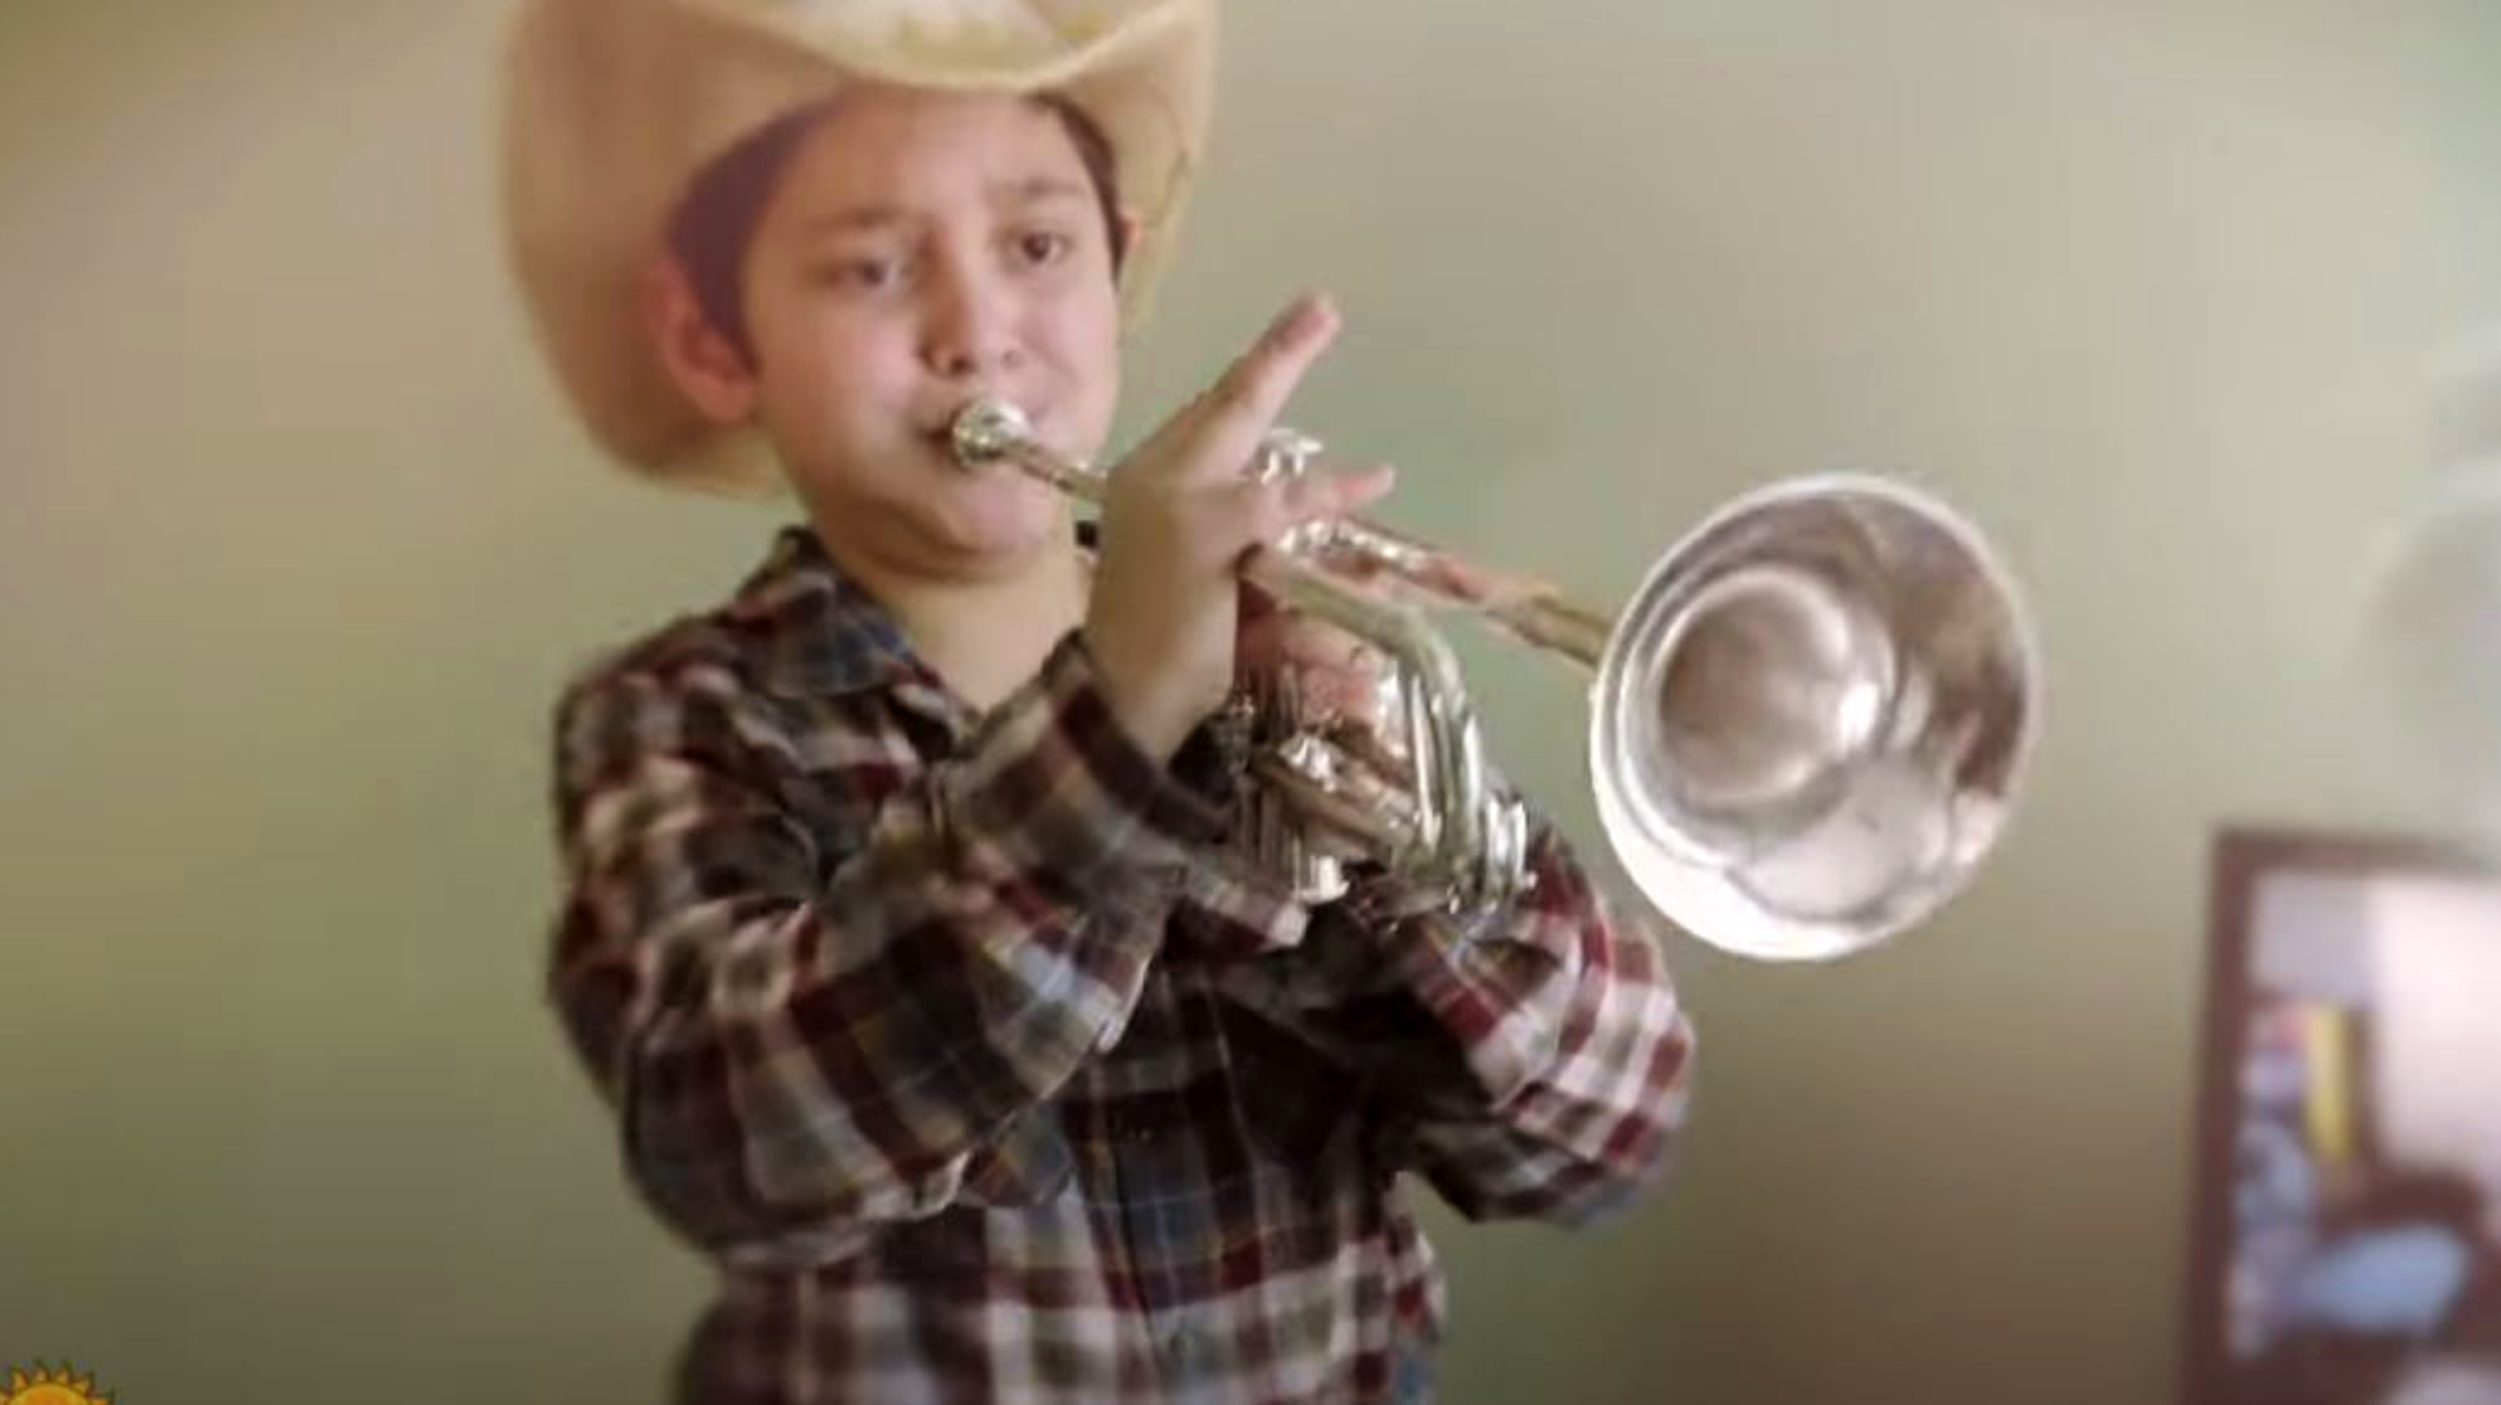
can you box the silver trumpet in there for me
[951,398,2041,962]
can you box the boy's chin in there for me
[921,478,1068,560]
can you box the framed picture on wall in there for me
[2181,825,2501,1405]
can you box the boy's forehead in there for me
[770,87,1087,214]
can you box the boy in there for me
[503,1,1696,1400]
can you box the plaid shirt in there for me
[545,524,1696,1405]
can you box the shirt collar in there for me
[732,525,921,698]
[735,520,1101,700]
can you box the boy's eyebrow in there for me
[792,180,1088,240]
[797,205,911,238]
[991,176,1091,206]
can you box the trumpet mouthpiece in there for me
[948,397,1034,467]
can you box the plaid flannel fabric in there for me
[546,526,1696,1404]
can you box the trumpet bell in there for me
[1592,475,2042,961]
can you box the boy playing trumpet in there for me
[506,1,1696,1398]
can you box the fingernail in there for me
[1278,291,1333,342]
[1265,300,1306,346]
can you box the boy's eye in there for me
[1013,230,1073,266]
[813,255,906,290]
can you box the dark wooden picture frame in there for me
[2179,823,2494,1405]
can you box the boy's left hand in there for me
[1233,588,1411,867]
[1236,587,1391,733]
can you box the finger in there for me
[1271,615,1372,671]
[1237,579,1284,622]
[1267,462,1396,533]
[1236,605,1291,669]
[1212,293,1338,424]
[1313,669,1385,719]
[1420,555,1514,605]
[1169,293,1343,479]
[1209,463,1395,570]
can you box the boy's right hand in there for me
[1082,293,1397,762]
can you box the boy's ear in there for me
[1115,206,1143,284]
[640,252,759,426]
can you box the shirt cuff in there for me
[939,630,1232,901]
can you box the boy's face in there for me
[695,86,1128,581]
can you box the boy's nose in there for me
[920,263,1022,380]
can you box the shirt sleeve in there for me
[545,630,1272,1266]
[1215,812,1697,1227]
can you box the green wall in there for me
[4,0,2498,1399]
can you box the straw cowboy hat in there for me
[501,0,1217,494]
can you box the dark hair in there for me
[664,92,1129,364]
